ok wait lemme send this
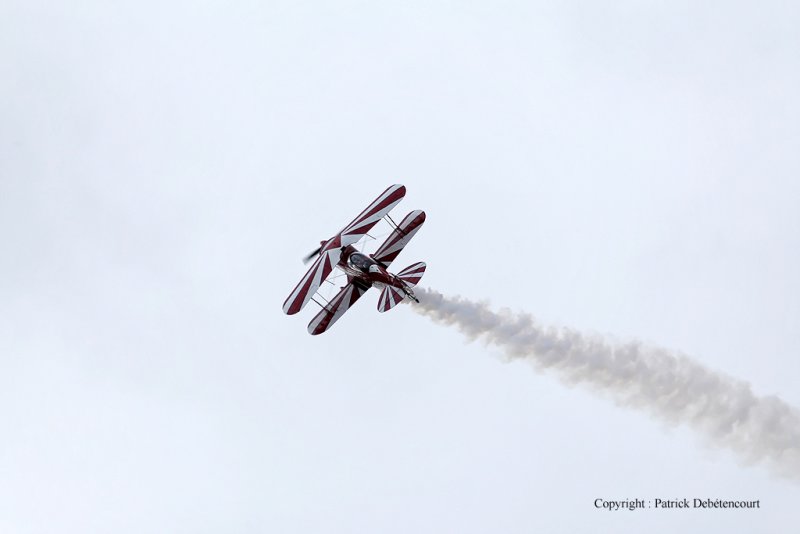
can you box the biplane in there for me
[282,184,426,335]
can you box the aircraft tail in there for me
[377,286,406,313]
[377,262,427,312]
[396,261,426,287]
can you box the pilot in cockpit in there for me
[348,252,373,272]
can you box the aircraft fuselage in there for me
[336,245,417,301]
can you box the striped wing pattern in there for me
[307,282,369,335]
[377,286,405,313]
[336,184,406,247]
[371,210,426,268]
[282,248,342,315]
[396,261,426,287]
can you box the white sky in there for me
[2,1,799,532]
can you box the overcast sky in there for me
[2,1,799,533]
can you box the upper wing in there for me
[284,185,405,316]
[371,209,426,268]
[282,248,342,315]
[307,282,370,335]
[336,184,406,248]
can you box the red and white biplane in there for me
[282,184,426,335]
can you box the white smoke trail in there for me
[410,287,800,482]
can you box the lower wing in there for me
[371,209,426,268]
[282,248,342,315]
[307,282,370,335]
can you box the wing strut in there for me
[385,214,403,233]
[311,295,330,310]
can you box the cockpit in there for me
[348,252,375,272]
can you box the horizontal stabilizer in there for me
[396,261,426,288]
[377,286,405,313]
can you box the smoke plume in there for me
[410,287,800,482]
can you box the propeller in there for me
[302,246,322,264]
